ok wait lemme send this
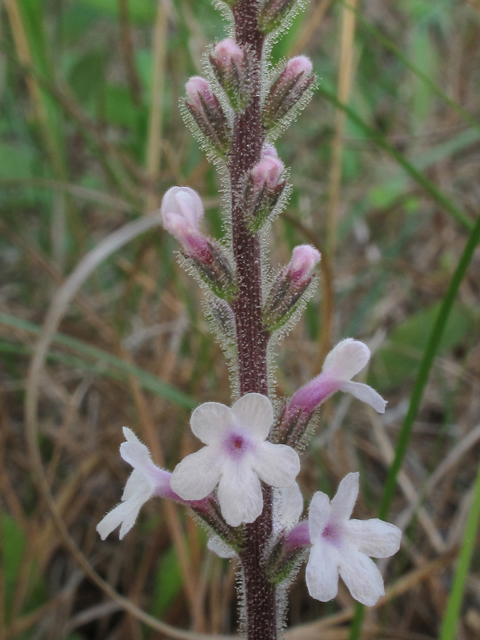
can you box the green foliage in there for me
[370,303,474,390]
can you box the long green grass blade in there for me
[349,212,480,640]
[439,457,480,640]
[0,312,196,409]
[317,84,474,231]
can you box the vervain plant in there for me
[97,1,401,637]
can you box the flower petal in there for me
[170,446,222,500]
[338,548,385,606]
[190,402,233,445]
[252,442,300,487]
[207,536,237,558]
[122,469,149,502]
[217,463,263,527]
[339,381,386,413]
[331,472,359,521]
[308,491,331,540]
[275,482,303,528]
[120,438,153,471]
[346,519,401,558]
[231,393,273,439]
[322,339,370,381]
[97,489,149,540]
[305,543,340,602]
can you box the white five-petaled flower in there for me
[97,428,179,540]
[170,393,300,527]
[288,339,386,418]
[306,473,401,606]
[208,482,304,558]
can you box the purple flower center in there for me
[321,522,341,546]
[224,432,249,459]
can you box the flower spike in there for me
[170,393,300,527]
[305,473,401,606]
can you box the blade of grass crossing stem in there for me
[317,85,473,231]
[0,312,196,409]
[439,457,480,640]
[349,213,480,640]
[337,0,480,134]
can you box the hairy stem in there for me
[229,1,277,638]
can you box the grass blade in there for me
[0,312,196,409]
[439,457,480,640]
[349,212,480,640]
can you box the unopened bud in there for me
[210,39,251,112]
[263,245,320,332]
[288,245,321,285]
[243,147,286,232]
[161,187,209,259]
[185,76,231,157]
[263,56,314,131]
[258,0,297,34]
[162,186,237,300]
[251,154,284,190]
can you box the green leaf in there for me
[69,50,108,103]
[370,303,473,390]
[150,547,183,619]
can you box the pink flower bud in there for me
[161,186,209,259]
[213,38,244,68]
[283,56,313,82]
[263,56,314,130]
[288,245,321,284]
[262,143,279,158]
[185,76,218,111]
[251,154,285,190]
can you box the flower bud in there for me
[161,187,209,260]
[263,56,314,131]
[288,245,321,285]
[258,0,298,34]
[263,245,320,332]
[251,154,284,190]
[161,186,237,301]
[243,146,286,232]
[185,76,231,157]
[210,39,251,112]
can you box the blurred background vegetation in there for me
[1,0,480,638]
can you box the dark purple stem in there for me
[229,2,276,639]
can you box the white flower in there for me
[306,473,401,606]
[97,428,177,540]
[170,393,300,527]
[208,482,304,558]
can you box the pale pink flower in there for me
[306,473,401,606]
[170,393,300,527]
[97,428,179,540]
[288,339,386,417]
